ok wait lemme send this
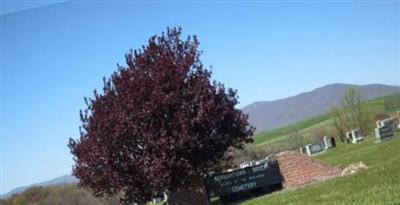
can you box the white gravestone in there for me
[305,142,325,156]
[323,136,333,149]
[345,129,363,144]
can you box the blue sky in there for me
[1,1,399,194]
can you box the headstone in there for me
[323,136,333,149]
[375,124,394,143]
[377,118,397,131]
[345,129,363,144]
[305,142,325,156]
[152,192,167,204]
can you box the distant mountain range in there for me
[242,83,400,133]
[1,175,78,199]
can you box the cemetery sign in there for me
[204,160,282,198]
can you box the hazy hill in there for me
[242,83,400,133]
[1,175,78,199]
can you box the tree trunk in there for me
[167,175,209,205]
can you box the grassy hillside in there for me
[253,93,400,146]
[239,132,400,205]
[253,114,330,145]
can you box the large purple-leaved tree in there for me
[68,27,254,204]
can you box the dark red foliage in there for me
[68,27,254,204]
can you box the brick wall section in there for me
[276,151,342,188]
[167,176,209,205]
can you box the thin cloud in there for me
[1,0,68,15]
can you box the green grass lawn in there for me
[253,114,330,145]
[239,132,400,205]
